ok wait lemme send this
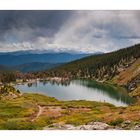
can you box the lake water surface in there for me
[14,80,134,107]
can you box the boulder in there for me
[133,125,140,130]
[79,122,109,130]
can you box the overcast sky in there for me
[0,10,140,53]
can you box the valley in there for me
[0,44,140,130]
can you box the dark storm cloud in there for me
[0,10,140,53]
[0,10,73,41]
[0,10,72,30]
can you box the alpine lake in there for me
[14,79,134,107]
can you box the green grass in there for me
[55,112,101,126]
[0,92,139,130]
[61,100,115,108]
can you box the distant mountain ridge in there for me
[0,52,95,66]
[0,51,103,72]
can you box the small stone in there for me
[115,126,123,130]
[133,125,140,130]
[79,125,93,130]
[125,120,131,124]
[61,124,76,130]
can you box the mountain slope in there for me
[0,65,13,72]
[47,44,140,81]
[12,62,62,73]
[112,58,140,85]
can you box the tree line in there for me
[45,44,140,80]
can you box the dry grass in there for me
[0,93,139,129]
[113,58,140,85]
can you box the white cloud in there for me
[0,42,33,52]
[50,11,140,53]
[1,11,140,53]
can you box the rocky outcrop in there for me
[129,86,140,98]
[125,74,140,92]
[44,122,111,130]
[78,122,109,130]
[0,85,21,100]
[44,120,140,130]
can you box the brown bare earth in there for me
[31,105,92,120]
[113,58,140,85]
[31,105,45,122]
[29,100,140,126]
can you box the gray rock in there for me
[115,126,123,130]
[133,125,140,130]
[61,124,77,130]
[44,122,110,130]
[79,125,93,130]
[91,122,109,130]
[124,120,131,124]
[121,120,131,128]
[79,122,109,130]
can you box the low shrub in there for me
[108,118,124,126]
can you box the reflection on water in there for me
[41,80,71,86]
[14,80,134,107]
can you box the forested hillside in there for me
[0,64,17,83]
[0,65,12,72]
[0,72,16,83]
[11,62,62,73]
[47,44,140,81]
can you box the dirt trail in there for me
[31,105,44,122]
[30,105,92,122]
